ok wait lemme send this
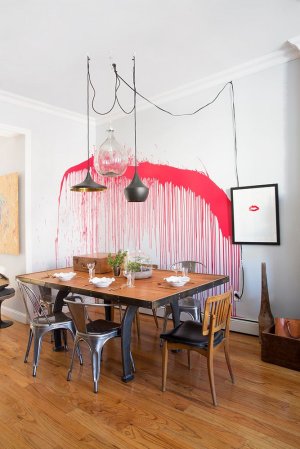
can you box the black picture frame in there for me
[230,184,280,245]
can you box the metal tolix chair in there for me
[17,280,82,376]
[64,297,135,393]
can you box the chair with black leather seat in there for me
[0,287,15,328]
[17,281,82,376]
[160,291,234,406]
[64,297,135,393]
[161,261,206,335]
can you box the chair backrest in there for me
[202,291,232,336]
[170,260,206,273]
[64,298,88,333]
[17,280,50,323]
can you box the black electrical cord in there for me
[113,63,232,117]
[88,57,244,298]
[230,81,240,188]
[229,81,244,300]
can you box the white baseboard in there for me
[229,317,258,336]
[2,306,28,324]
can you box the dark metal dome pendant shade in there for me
[124,170,149,202]
[71,56,107,193]
[124,56,149,203]
[71,170,106,192]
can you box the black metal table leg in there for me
[104,299,112,321]
[170,300,180,327]
[0,297,13,328]
[121,305,138,382]
[53,288,71,351]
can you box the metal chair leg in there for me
[32,330,43,377]
[91,349,102,393]
[24,328,33,363]
[67,337,79,381]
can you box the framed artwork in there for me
[0,172,19,254]
[231,184,280,245]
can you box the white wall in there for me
[0,101,95,322]
[97,58,300,323]
[0,135,26,319]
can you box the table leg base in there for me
[52,345,68,352]
[122,373,134,383]
[0,320,13,328]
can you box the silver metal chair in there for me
[162,261,206,335]
[64,297,135,393]
[17,281,82,376]
[37,286,56,315]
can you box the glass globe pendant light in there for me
[94,127,127,177]
[71,57,107,192]
[124,57,149,202]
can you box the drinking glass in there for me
[126,271,135,288]
[182,266,189,277]
[87,262,95,282]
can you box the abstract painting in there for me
[55,159,241,316]
[0,172,19,254]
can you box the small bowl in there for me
[54,272,76,281]
[91,277,115,288]
[164,275,190,287]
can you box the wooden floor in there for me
[0,312,299,449]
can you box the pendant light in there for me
[124,57,149,202]
[71,57,107,192]
[94,126,127,177]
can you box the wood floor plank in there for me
[0,314,299,449]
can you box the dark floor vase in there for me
[258,262,274,342]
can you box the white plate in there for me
[91,277,115,288]
[53,272,76,281]
[164,275,190,287]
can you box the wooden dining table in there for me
[16,267,229,382]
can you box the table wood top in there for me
[16,267,229,309]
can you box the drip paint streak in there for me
[56,159,240,315]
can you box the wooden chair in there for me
[160,291,234,406]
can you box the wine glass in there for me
[87,262,95,282]
[181,266,189,278]
[126,271,135,288]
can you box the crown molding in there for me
[287,35,300,52]
[96,44,300,126]
[0,89,96,125]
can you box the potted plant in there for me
[107,250,127,276]
[126,260,152,279]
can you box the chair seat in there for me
[86,319,121,334]
[160,320,224,348]
[32,311,72,326]
[0,288,15,300]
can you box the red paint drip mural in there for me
[56,158,241,315]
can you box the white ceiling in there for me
[1,0,300,115]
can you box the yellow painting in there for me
[0,172,19,254]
